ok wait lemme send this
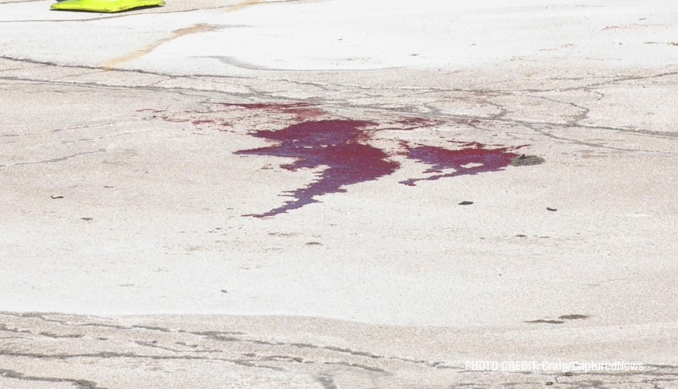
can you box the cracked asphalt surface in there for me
[2,312,678,388]
[1,0,678,387]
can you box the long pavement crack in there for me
[0,149,107,168]
[0,368,104,389]
[0,312,446,370]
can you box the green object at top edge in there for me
[51,0,164,13]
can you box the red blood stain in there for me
[236,120,399,217]
[400,142,520,186]
[140,105,527,216]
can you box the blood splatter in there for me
[236,120,399,217]
[139,104,530,217]
[400,142,520,186]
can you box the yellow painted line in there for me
[103,23,219,70]
[224,0,265,14]
[103,0,267,69]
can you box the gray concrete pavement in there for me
[1,0,678,387]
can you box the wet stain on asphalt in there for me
[236,120,399,218]
[236,121,522,216]
[139,104,534,217]
[400,142,520,186]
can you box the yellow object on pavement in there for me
[51,0,164,13]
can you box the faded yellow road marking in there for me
[103,23,219,70]
[224,0,265,13]
[103,0,267,69]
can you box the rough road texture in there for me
[1,312,678,389]
[2,0,678,387]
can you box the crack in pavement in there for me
[0,55,678,137]
[0,149,107,168]
[132,340,389,373]
[0,312,443,370]
[176,330,447,369]
[2,313,678,387]
[3,72,676,158]
[3,68,676,156]
[0,368,104,389]
[0,350,289,372]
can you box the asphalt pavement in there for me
[1,0,678,387]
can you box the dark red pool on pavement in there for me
[400,142,520,186]
[138,105,528,217]
[236,120,400,217]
